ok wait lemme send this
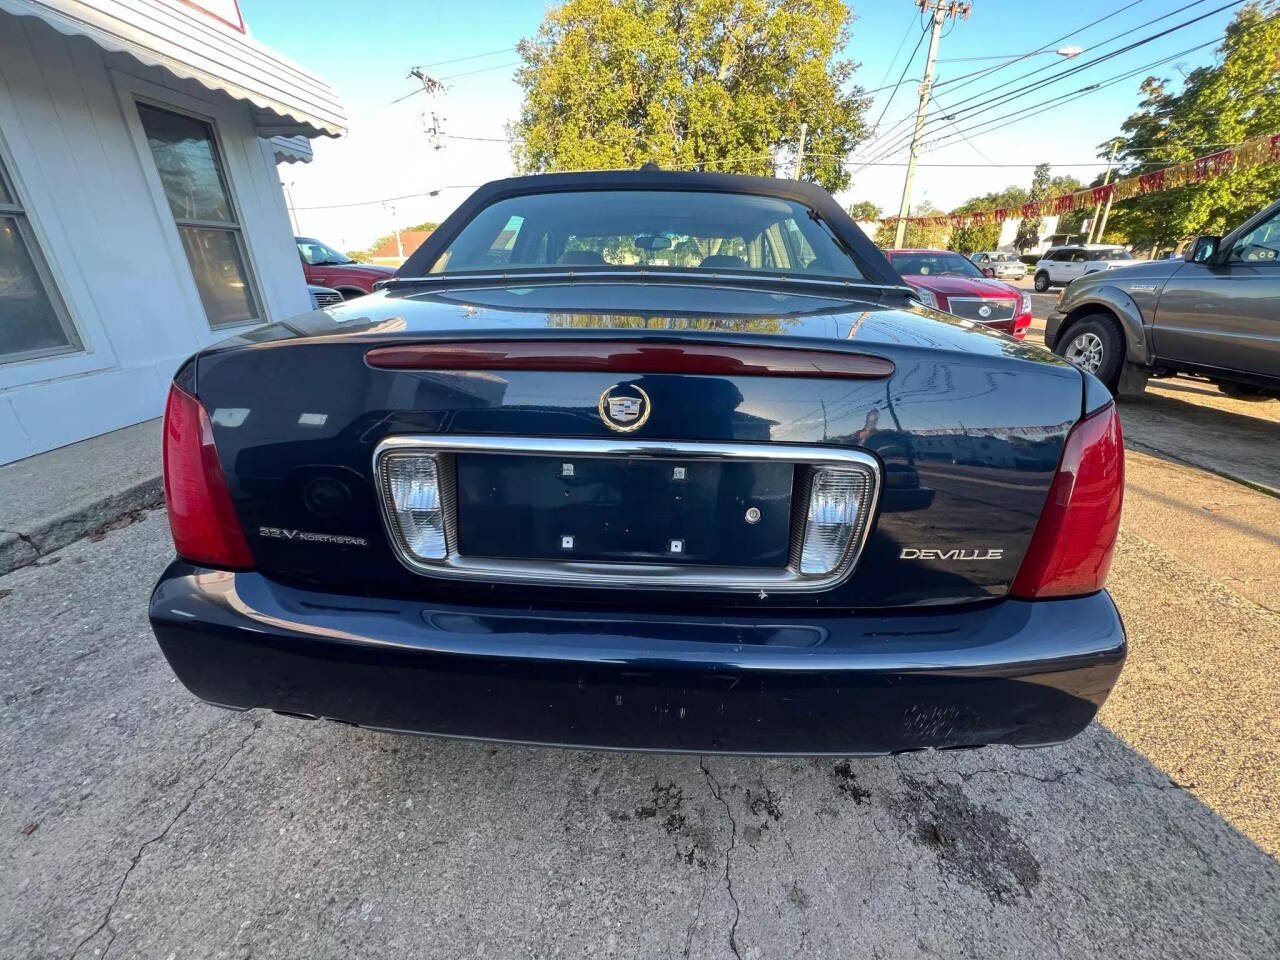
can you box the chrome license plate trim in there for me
[373,436,881,592]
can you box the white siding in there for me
[0,14,312,464]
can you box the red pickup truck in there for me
[885,249,1033,339]
[296,237,395,299]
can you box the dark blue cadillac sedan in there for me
[149,171,1125,755]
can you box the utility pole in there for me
[383,201,403,261]
[794,122,808,180]
[1091,139,1122,243]
[281,180,299,235]
[893,1,971,248]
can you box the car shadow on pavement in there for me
[1120,392,1280,492]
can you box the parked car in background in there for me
[885,249,1033,338]
[307,284,343,309]
[150,170,1125,755]
[1033,244,1144,291]
[1046,197,1280,399]
[296,237,396,298]
[971,251,1027,280]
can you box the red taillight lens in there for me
[1011,312,1032,340]
[162,383,254,569]
[1010,402,1123,599]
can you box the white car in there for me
[1032,245,1143,291]
[971,251,1027,280]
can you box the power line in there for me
[859,0,1205,158]
[855,0,1247,170]
[866,23,930,136]
[415,46,516,70]
[438,60,523,80]
[934,0,1153,93]
[852,0,1154,158]
[912,14,1274,158]
[292,186,482,211]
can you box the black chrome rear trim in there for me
[373,436,880,592]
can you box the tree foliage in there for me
[873,200,950,249]
[948,186,1028,253]
[1104,3,1280,248]
[1013,163,1051,251]
[511,0,869,191]
[845,200,881,221]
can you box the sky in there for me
[238,0,1250,250]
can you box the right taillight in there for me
[162,382,254,569]
[1010,402,1123,599]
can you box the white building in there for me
[0,0,346,464]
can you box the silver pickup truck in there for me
[1046,198,1280,400]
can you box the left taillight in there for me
[162,382,254,569]
[1010,401,1123,599]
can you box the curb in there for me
[0,476,164,576]
[1124,440,1280,500]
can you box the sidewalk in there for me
[0,419,163,574]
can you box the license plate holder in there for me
[454,454,794,567]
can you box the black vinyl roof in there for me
[397,170,902,287]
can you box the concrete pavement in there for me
[2,450,1279,958]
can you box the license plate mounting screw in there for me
[561,463,575,477]
[672,466,687,480]
[745,507,761,524]
[669,539,684,554]
[561,535,574,549]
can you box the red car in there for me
[885,249,1033,339]
[296,237,396,299]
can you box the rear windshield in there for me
[1089,248,1133,260]
[425,190,865,280]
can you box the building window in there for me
[0,153,81,363]
[136,102,263,329]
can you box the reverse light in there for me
[380,454,447,560]
[799,468,876,576]
[1020,291,1033,315]
[1010,402,1124,598]
[162,383,254,569]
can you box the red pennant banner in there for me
[877,132,1279,229]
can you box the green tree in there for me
[1013,163,1051,251]
[948,186,1029,253]
[846,200,881,221]
[873,200,950,249]
[511,0,869,192]
[1105,3,1280,248]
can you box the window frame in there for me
[0,148,83,365]
[1227,207,1280,266]
[127,93,268,332]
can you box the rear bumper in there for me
[149,563,1126,755]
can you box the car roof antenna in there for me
[639,162,661,171]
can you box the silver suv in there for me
[1033,244,1142,291]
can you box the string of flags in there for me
[877,132,1280,228]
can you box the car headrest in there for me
[557,250,606,265]
[699,254,748,269]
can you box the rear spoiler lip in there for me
[365,339,896,379]
[380,267,918,302]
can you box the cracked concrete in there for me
[3,441,1280,956]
